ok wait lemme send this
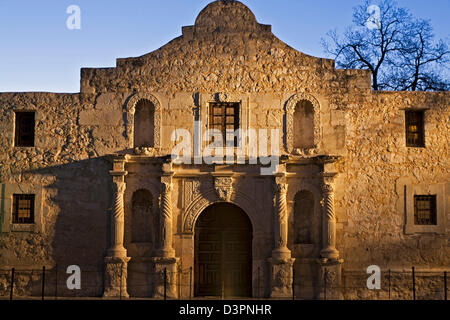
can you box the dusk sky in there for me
[1,0,449,93]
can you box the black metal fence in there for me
[0,266,448,300]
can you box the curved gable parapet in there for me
[81,1,371,94]
[193,0,271,34]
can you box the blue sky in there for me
[0,0,449,93]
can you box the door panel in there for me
[195,203,252,297]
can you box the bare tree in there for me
[321,0,449,91]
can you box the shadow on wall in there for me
[24,156,113,297]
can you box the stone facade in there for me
[0,1,448,299]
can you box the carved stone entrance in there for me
[194,203,252,297]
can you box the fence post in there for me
[10,268,15,301]
[324,268,327,301]
[42,266,46,300]
[412,267,416,300]
[292,266,295,301]
[120,262,123,300]
[257,267,261,298]
[189,267,192,300]
[444,271,447,301]
[164,268,167,301]
[55,265,58,300]
[388,269,391,300]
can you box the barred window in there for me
[208,102,240,147]
[13,194,35,224]
[414,195,437,225]
[405,110,425,148]
[15,111,35,147]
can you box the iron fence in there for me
[0,266,447,300]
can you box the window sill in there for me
[10,223,36,232]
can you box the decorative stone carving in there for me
[183,178,201,208]
[285,93,321,154]
[103,256,131,298]
[182,189,256,234]
[108,174,128,257]
[273,181,289,253]
[158,180,175,257]
[104,162,130,298]
[125,93,162,149]
[320,173,339,261]
[316,258,344,300]
[268,257,295,298]
[151,257,179,299]
[133,147,157,156]
[216,92,229,102]
[214,176,233,201]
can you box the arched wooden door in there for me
[194,203,252,297]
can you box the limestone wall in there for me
[0,0,448,299]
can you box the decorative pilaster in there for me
[152,160,179,298]
[273,181,290,258]
[269,172,295,298]
[320,173,339,260]
[104,156,131,298]
[316,156,343,300]
[158,180,175,257]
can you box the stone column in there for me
[152,160,179,298]
[158,180,175,257]
[272,181,290,259]
[104,157,131,298]
[317,161,343,300]
[320,173,339,260]
[269,174,295,298]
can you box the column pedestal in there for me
[316,258,344,300]
[151,257,179,299]
[268,257,295,298]
[103,256,131,298]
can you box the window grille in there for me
[13,194,35,224]
[405,110,425,147]
[414,195,437,225]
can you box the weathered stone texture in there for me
[0,1,448,299]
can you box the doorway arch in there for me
[194,202,253,297]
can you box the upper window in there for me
[293,100,315,149]
[414,195,437,225]
[134,99,155,148]
[12,194,35,224]
[15,111,35,147]
[405,110,425,148]
[209,102,240,147]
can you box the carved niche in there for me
[124,92,162,151]
[285,93,321,155]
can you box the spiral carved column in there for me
[269,175,294,298]
[320,174,339,261]
[109,181,127,257]
[158,181,175,257]
[104,159,130,298]
[273,182,290,258]
[151,163,179,299]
